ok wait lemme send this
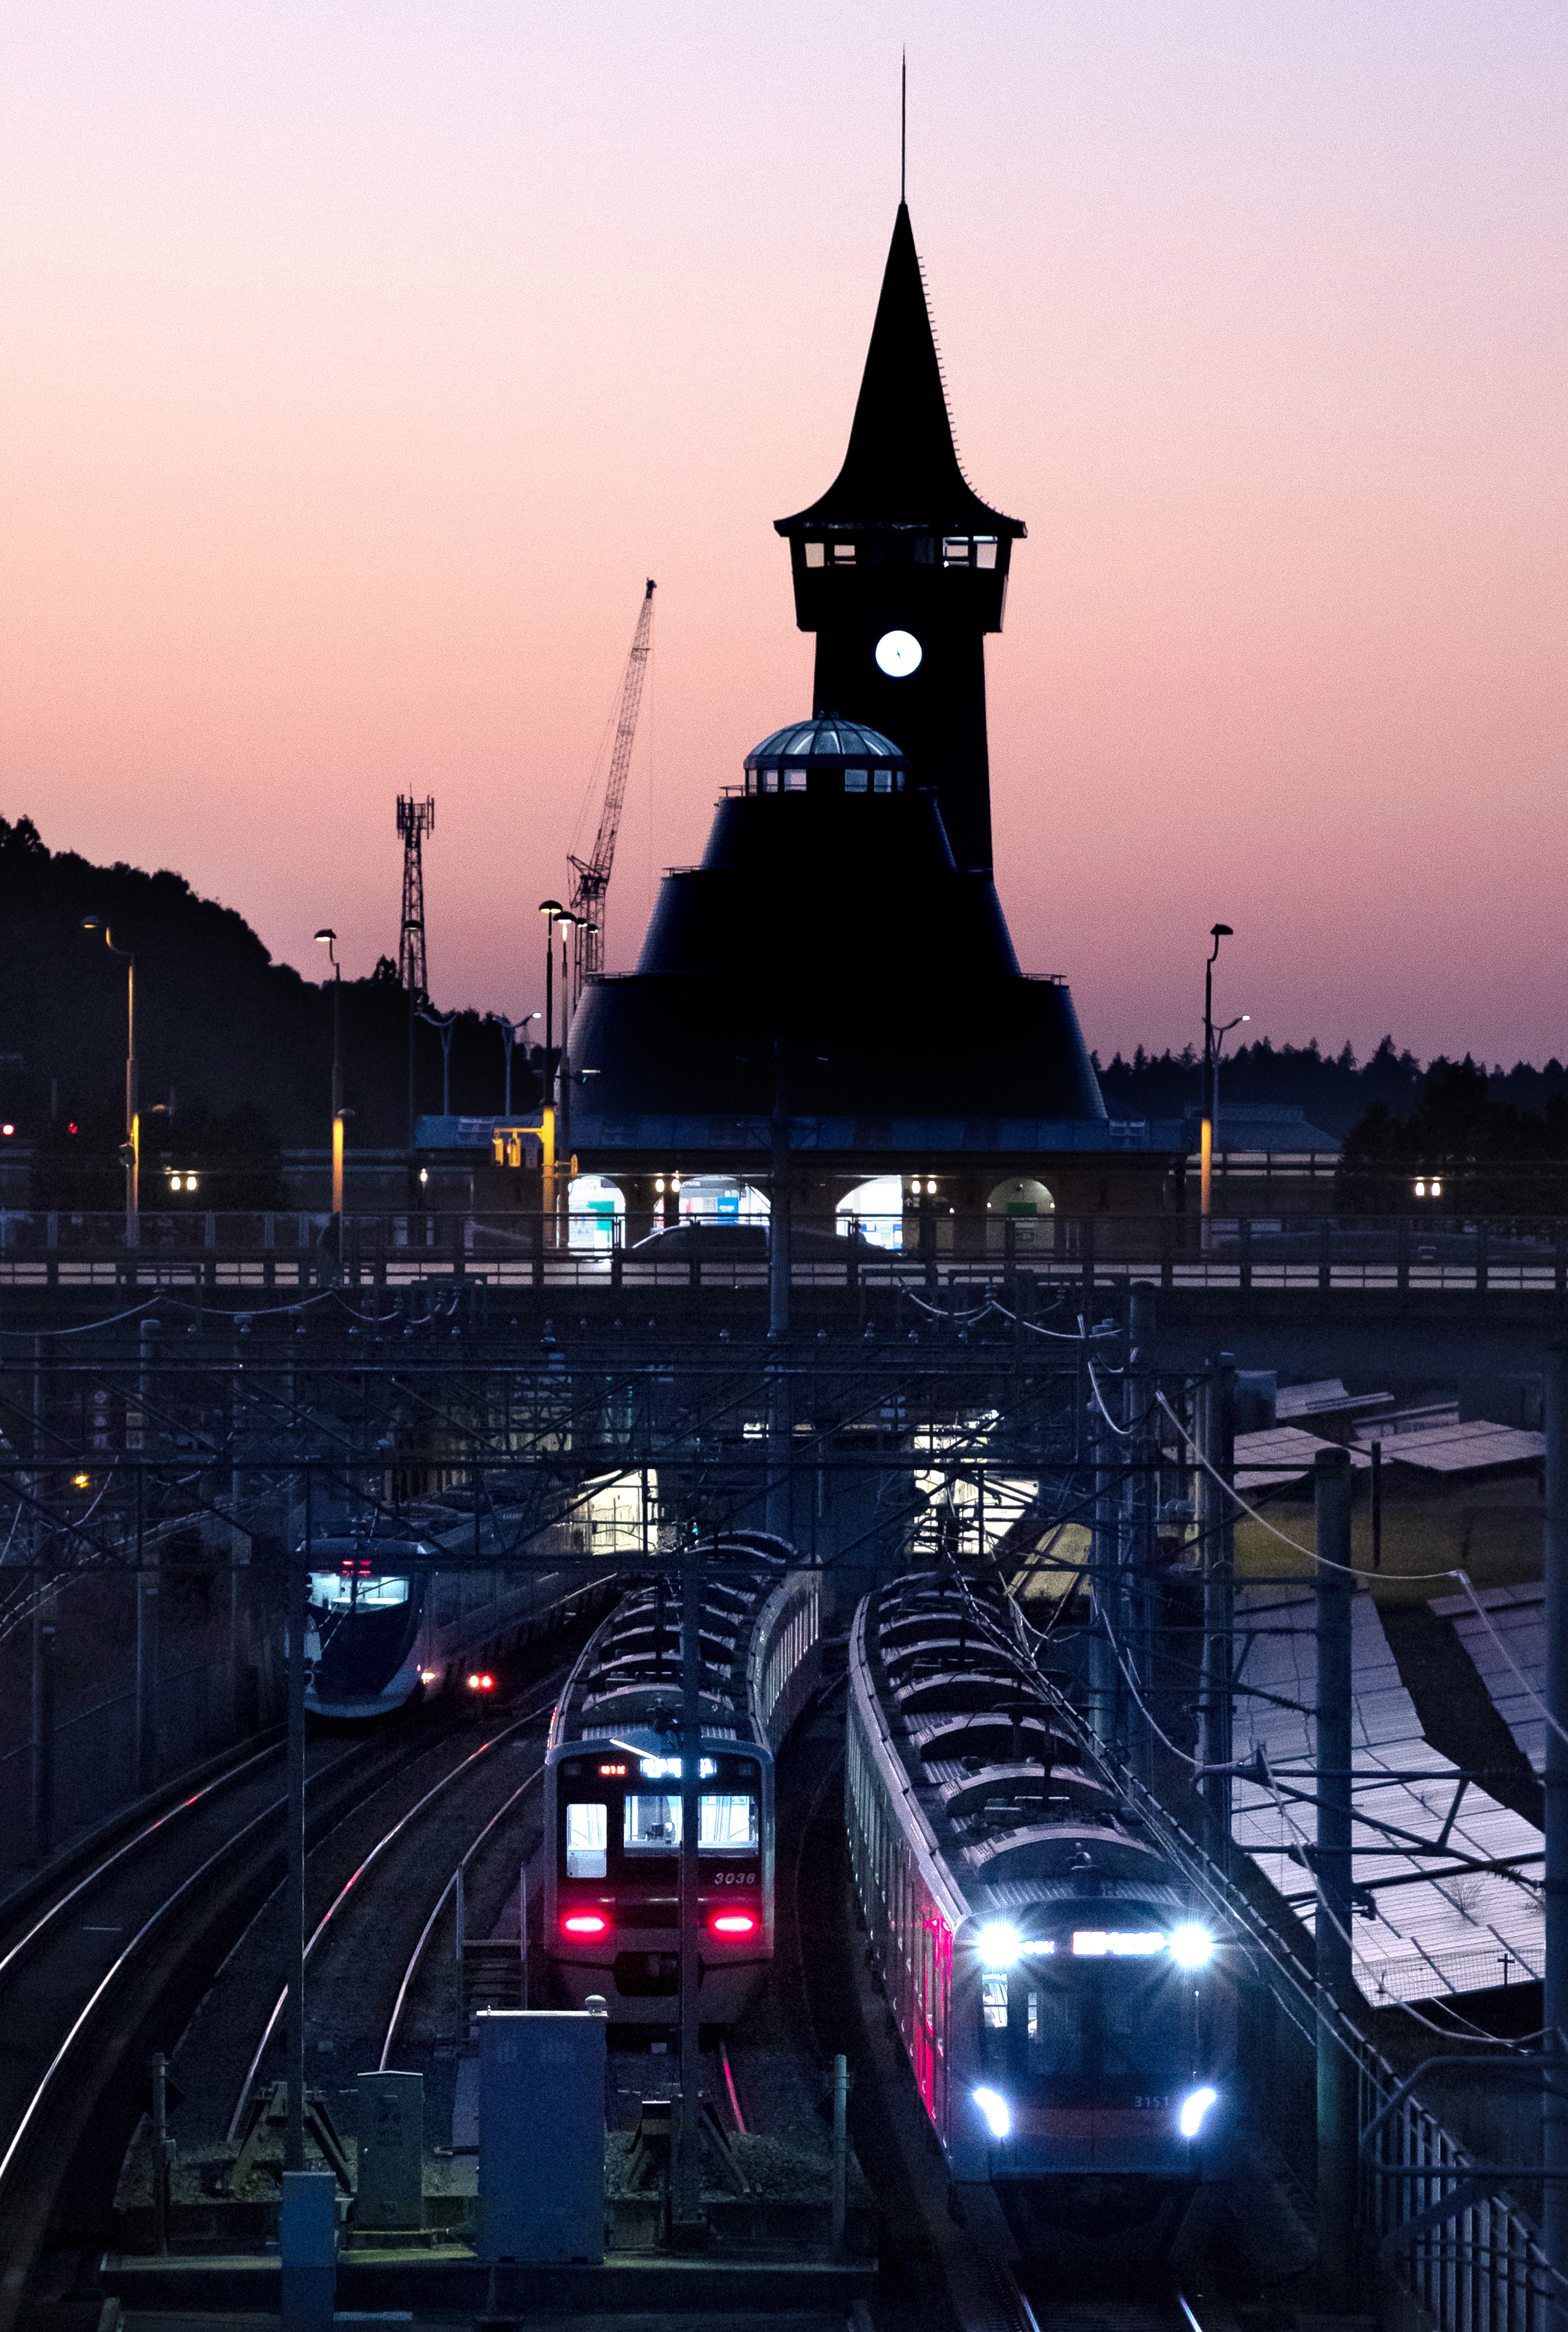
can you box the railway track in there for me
[0,1705,455,2332]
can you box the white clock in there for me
[874,629,922,679]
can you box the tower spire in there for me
[901,50,906,206]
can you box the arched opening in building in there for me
[987,1176,1054,1252]
[836,1174,904,1251]
[678,1174,770,1224]
[568,1172,625,1253]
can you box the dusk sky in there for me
[3,3,1565,1066]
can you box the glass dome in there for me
[744,715,908,772]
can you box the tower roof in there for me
[776,204,1024,539]
[745,714,908,771]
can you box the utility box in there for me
[356,2071,424,2229]
[477,2009,605,2261]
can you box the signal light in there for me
[1,1124,13,1138]
[72,1471,90,1489]
[466,1671,496,1693]
[711,1912,757,1937]
[562,1912,609,1937]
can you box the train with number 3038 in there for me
[848,1571,1240,2257]
[544,1534,822,2024]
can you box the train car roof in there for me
[548,1543,796,1755]
[850,1571,1180,1932]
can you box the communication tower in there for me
[568,580,655,1006]
[396,795,435,1000]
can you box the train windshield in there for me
[310,1573,411,1609]
[624,1793,758,1852]
[979,1955,1194,2106]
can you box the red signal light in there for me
[1,1125,13,1138]
[68,1123,78,1135]
[562,1912,609,1937]
[711,1912,758,1937]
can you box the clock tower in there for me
[775,202,1024,874]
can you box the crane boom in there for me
[568,578,656,1004]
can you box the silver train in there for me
[848,1571,1239,2218]
[544,1534,822,2025]
[301,1533,615,1720]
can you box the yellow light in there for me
[655,1176,665,1193]
[1432,1178,1443,1197]
[419,1167,428,1185]
[72,1471,90,1489]
[169,1175,182,1191]
[188,1175,198,1192]
[1415,1179,1426,1197]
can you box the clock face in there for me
[874,628,923,679]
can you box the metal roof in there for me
[1377,1421,1546,1476]
[1230,1585,1544,2004]
[1233,1426,1374,1491]
[1431,1583,1546,1773]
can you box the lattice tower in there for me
[396,795,435,1002]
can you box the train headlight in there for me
[972,2087,1012,2140]
[975,1921,1021,1969]
[1169,1923,1215,1969]
[562,1912,609,1937]
[1178,2085,1219,2137]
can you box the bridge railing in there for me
[0,1209,1565,1297]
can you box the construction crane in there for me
[568,579,655,1007]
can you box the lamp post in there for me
[402,917,423,1207]
[81,920,137,1224]
[1209,1012,1249,1217]
[490,1011,537,1117]
[538,900,564,1226]
[314,930,345,1217]
[556,911,578,1206]
[1200,923,1233,1224]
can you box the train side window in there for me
[625,1793,681,1850]
[700,1793,758,1850]
[1028,1989,1039,2042]
[565,1802,607,1878]
[982,1975,1008,2030]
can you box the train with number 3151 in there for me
[848,1571,1240,2253]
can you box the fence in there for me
[0,1210,1565,1301]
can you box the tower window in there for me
[975,538,999,569]
[831,540,857,565]
[873,768,892,793]
[762,770,778,792]
[783,767,807,791]
[844,770,869,793]
[803,541,825,568]
[942,537,970,567]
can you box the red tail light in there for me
[562,1912,609,1937]
[467,1671,496,1693]
[711,1912,758,1937]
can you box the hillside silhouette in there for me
[0,814,540,1200]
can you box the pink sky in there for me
[2,2,1565,1065]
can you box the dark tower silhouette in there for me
[775,205,1024,873]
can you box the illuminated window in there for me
[623,1792,758,1851]
[308,1572,410,1610]
[804,541,825,568]
[566,1802,607,1879]
[982,1974,1008,2030]
[844,770,869,794]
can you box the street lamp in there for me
[82,919,137,1222]
[314,929,346,1216]
[403,917,424,1207]
[1201,923,1233,1224]
[1210,1012,1249,1213]
[539,900,564,1221]
[488,1012,538,1116]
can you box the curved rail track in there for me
[0,1706,462,2332]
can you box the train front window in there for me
[623,1792,759,1853]
[982,1975,1008,2030]
[566,1802,607,1878]
[309,1572,410,1609]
